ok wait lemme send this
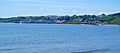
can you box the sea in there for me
[0,23,120,53]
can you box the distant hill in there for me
[97,12,120,24]
[0,12,120,25]
[108,12,120,24]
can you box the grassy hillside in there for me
[109,17,120,24]
[108,12,120,24]
[97,12,120,24]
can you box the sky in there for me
[0,0,120,18]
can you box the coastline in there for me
[67,24,120,26]
[99,24,120,26]
[0,23,120,26]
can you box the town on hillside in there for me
[0,12,120,25]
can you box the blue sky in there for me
[0,0,120,18]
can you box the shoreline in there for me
[67,24,120,26]
[99,24,120,26]
[0,23,120,26]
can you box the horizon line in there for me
[0,11,119,18]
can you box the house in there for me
[98,13,106,18]
[55,20,66,23]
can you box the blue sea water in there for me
[0,23,120,53]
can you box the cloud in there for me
[59,9,64,11]
[73,10,78,13]
[7,0,29,2]
[7,0,87,8]
[100,12,106,14]
[7,0,57,3]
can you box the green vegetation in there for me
[0,12,120,24]
[97,12,120,24]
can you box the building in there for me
[98,13,106,18]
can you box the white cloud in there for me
[73,10,78,13]
[59,9,64,11]
[100,12,106,14]
[7,0,87,8]
[7,0,57,3]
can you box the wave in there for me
[71,49,110,53]
[0,48,23,51]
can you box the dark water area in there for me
[0,23,120,53]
